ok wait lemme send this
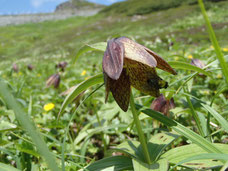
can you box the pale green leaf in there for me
[86,156,133,171]
[59,73,103,116]
[202,104,228,132]
[74,42,106,63]
[169,61,212,77]
[132,158,168,171]
[162,143,228,169]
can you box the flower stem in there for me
[184,88,204,137]
[130,91,151,164]
[95,112,107,154]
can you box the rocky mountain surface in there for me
[0,0,104,27]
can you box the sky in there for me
[0,0,124,15]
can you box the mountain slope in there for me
[100,0,228,16]
[55,0,105,12]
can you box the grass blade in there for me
[74,42,106,64]
[173,153,228,170]
[202,104,228,132]
[86,156,133,171]
[168,61,212,77]
[0,80,60,171]
[198,0,228,83]
[138,106,224,155]
[59,73,103,116]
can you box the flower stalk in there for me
[130,91,151,164]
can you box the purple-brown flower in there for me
[103,37,177,111]
[191,59,205,69]
[150,94,175,116]
[56,61,68,72]
[12,63,19,73]
[46,74,61,88]
[27,64,34,71]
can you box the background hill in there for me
[55,0,105,12]
[100,0,228,16]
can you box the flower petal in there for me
[144,47,177,75]
[125,58,166,97]
[117,37,157,68]
[102,38,124,80]
[105,69,130,112]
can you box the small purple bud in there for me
[56,61,68,72]
[46,74,61,88]
[191,59,205,69]
[27,64,34,71]
[12,63,19,73]
[150,94,175,116]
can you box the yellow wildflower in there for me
[43,103,55,112]
[216,74,222,79]
[18,72,22,76]
[81,70,86,76]
[222,48,228,52]
[37,73,41,77]
[210,45,214,49]
[187,55,193,59]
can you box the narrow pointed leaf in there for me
[137,105,224,155]
[0,80,60,171]
[174,153,228,169]
[202,104,228,132]
[59,73,103,115]
[74,42,106,64]
[162,144,228,169]
[168,61,212,77]
[86,156,133,171]
[0,163,20,171]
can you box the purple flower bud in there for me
[46,74,61,88]
[191,59,205,69]
[56,61,68,72]
[27,64,34,71]
[150,94,175,116]
[12,63,19,73]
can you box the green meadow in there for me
[0,0,228,170]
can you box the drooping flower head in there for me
[102,37,177,111]
[150,94,175,116]
[46,73,61,88]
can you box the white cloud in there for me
[30,0,66,8]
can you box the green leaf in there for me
[0,80,60,171]
[202,104,228,132]
[132,158,168,171]
[86,156,133,171]
[74,124,127,145]
[162,144,228,169]
[0,163,20,171]
[114,140,142,160]
[137,106,224,155]
[198,0,228,84]
[74,42,106,63]
[174,153,228,169]
[168,61,212,77]
[148,132,179,161]
[113,132,179,163]
[59,73,104,116]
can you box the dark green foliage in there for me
[100,0,228,16]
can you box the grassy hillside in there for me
[0,0,227,64]
[100,0,228,16]
[56,0,105,11]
